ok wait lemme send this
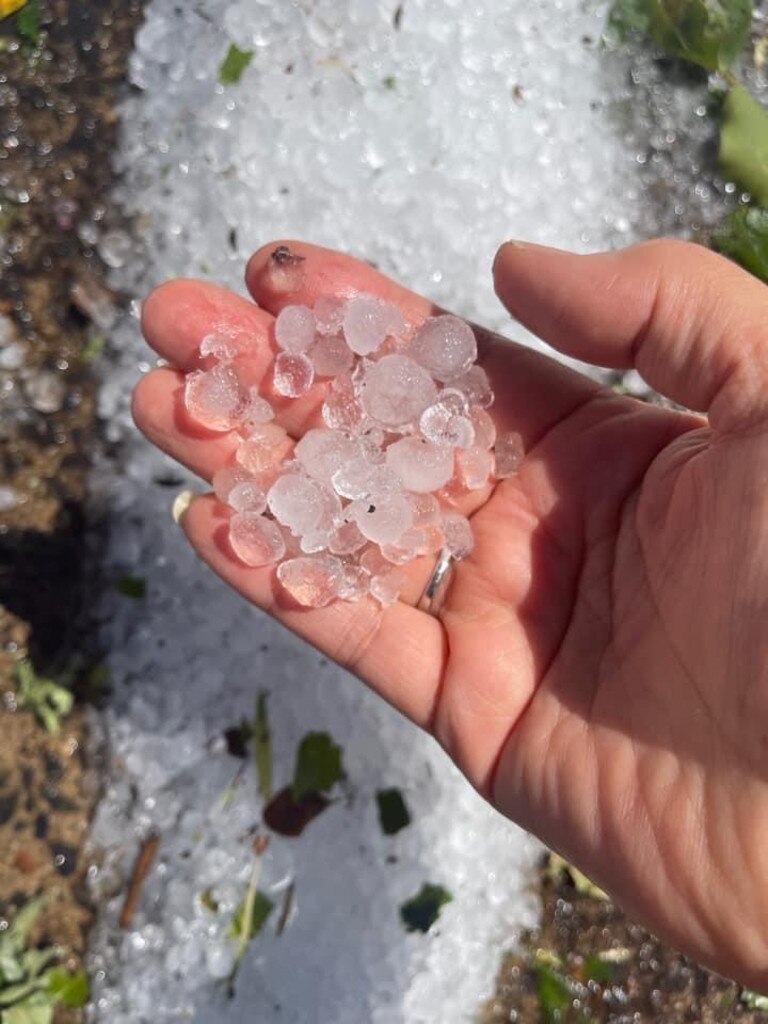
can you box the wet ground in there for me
[0,2,767,1021]
[0,1,144,1015]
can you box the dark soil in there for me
[0,0,144,1014]
[484,853,768,1023]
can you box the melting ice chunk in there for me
[277,556,343,607]
[184,363,244,431]
[342,294,404,356]
[275,305,316,353]
[494,431,524,477]
[411,314,477,383]
[273,352,315,397]
[229,513,286,566]
[385,437,454,493]
[361,354,437,428]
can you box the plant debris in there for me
[291,732,344,801]
[119,833,160,930]
[376,788,410,836]
[14,662,73,735]
[399,883,452,934]
[219,43,254,86]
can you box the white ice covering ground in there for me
[86,1,718,1021]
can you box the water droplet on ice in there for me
[275,305,316,353]
[229,513,286,566]
[410,315,477,382]
[273,352,315,397]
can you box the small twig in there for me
[276,881,295,937]
[119,833,160,929]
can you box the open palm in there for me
[134,238,768,988]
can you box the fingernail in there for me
[172,488,197,525]
[504,239,528,250]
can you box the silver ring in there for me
[417,548,453,616]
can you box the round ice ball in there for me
[385,437,455,493]
[184,364,244,431]
[360,354,437,428]
[275,305,315,353]
[295,428,359,484]
[342,294,403,356]
[351,492,413,545]
[229,513,286,566]
[411,315,477,383]
[277,555,343,607]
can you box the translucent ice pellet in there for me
[494,431,524,477]
[238,387,275,432]
[227,481,268,513]
[213,464,254,504]
[267,473,328,536]
[411,315,477,383]
[309,332,354,377]
[235,424,292,475]
[335,563,369,602]
[273,352,315,397]
[343,294,403,356]
[275,305,316,353]
[361,354,437,428]
[456,446,493,490]
[351,492,413,545]
[369,569,407,607]
[322,374,367,434]
[277,556,343,607]
[184,363,244,431]
[385,437,454,493]
[295,428,359,484]
[313,295,345,336]
[420,401,475,448]
[469,405,496,449]
[453,364,494,409]
[442,513,474,559]
[229,512,286,566]
[327,519,366,556]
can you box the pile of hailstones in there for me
[184,293,523,608]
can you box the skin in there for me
[134,238,768,989]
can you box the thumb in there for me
[493,239,768,432]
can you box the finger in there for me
[493,239,768,432]
[245,240,606,450]
[141,279,275,373]
[132,368,242,479]
[140,282,333,438]
[179,493,447,727]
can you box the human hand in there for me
[133,238,768,988]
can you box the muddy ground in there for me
[0,3,766,1022]
[0,1,144,1017]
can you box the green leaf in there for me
[0,978,47,1009]
[253,692,272,802]
[719,86,768,205]
[45,968,88,1009]
[115,574,146,599]
[376,788,411,835]
[81,333,105,364]
[18,950,56,983]
[535,962,575,1022]
[711,205,768,280]
[582,953,617,985]
[227,890,273,941]
[15,663,73,734]
[606,0,753,70]
[4,897,45,952]
[399,883,452,933]
[741,988,768,1010]
[291,732,343,801]
[219,44,254,86]
[15,0,41,47]
[1,1001,53,1024]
